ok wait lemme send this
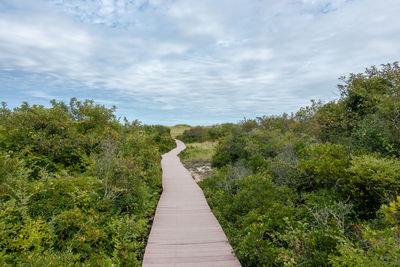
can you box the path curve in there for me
[143,140,241,267]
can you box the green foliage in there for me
[176,123,236,143]
[344,155,400,218]
[2,62,399,266]
[200,171,296,266]
[314,101,353,143]
[212,134,249,168]
[0,99,175,265]
[380,196,400,225]
[179,141,216,168]
[352,107,400,156]
[169,124,191,139]
[144,125,176,154]
[339,63,400,117]
[298,143,350,189]
[329,224,400,266]
[177,126,209,143]
[200,63,400,266]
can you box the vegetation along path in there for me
[143,139,241,267]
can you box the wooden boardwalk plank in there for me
[143,140,241,267]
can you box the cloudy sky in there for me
[0,0,399,125]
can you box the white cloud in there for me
[0,0,399,125]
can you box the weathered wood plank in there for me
[143,140,241,267]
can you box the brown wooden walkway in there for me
[142,140,241,267]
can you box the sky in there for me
[0,0,399,125]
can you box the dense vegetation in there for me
[176,123,236,143]
[0,98,175,266]
[2,63,399,266]
[199,63,400,266]
[175,124,235,182]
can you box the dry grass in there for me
[180,141,217,162]
[179,141,217,182]
[169,124,191,138]
[169,125,218,182]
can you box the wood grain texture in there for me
[143,140,241,267]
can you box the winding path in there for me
[142,140,241,267]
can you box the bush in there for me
[380,196,400,225]
[177,124,236,143]
[330,224,400,266]
[0,99,174,265]
[0,202,54,264]
[199,63,400,267]
[344,155,400,218]
[177,126,209,143]
[298,143,350,190]
[211,134,250,168]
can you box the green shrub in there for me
[177,126,209,143]
[344,155,400,218]
[330,224,400,266]
[200,63,400,267]
[380,196,400,225]
[27,176,101,220]
[298,143,350,190]
[352,113,397,156]
[0,202,54,264]
[211,134,250,168]
[0,99,174,265]
[200,172,296,266]
[177,124,236,143]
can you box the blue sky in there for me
[0,0,399,125]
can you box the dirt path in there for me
[142,140,241,267]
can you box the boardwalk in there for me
[142,140,241,267]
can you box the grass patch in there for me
[179,141,217,182]
[169,124,191,138]
[180,141,217,162]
